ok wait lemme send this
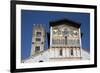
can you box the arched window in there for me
[36,32,41,37]
[35,46,40,52]
[65,36,67,45]
[59,49,63,56]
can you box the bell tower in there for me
[30,24,46,57]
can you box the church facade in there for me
[22,19,89,63]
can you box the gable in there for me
[50,19,80,28]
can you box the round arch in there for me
[39,60,44,62]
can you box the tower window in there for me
[32,42,34,44]
[36,38,41,41]
[41,42,44,44]
[35,46,40,52]
[71,49,73,56]
[36,32,41,37]
[59,49,63,56]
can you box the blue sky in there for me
[21,10,90,60]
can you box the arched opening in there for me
[39,60,43,62]
[59,49,63,56]
[71,49,73,56]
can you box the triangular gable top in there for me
[50,19,81,28]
